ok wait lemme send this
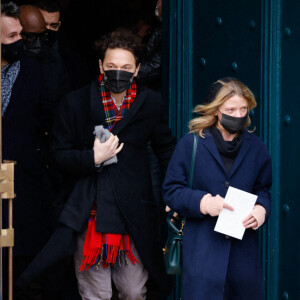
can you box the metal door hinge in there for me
[0,163,15,199]
[0,228,14,247]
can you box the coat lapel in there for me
[229,130,250,177]
[89,81,106,126]
[110,88,147,136]
[89,82,146,136]
[203,130,228,176]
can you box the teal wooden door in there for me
[279,0,300,298]
[163,0,300,299]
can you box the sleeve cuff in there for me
[95,162,104,172]
[189,190,206,218]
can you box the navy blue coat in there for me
[163,129,272,300]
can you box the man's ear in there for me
[133,63,141,77]
[99,60,104,74]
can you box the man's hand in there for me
[93,134,124,165]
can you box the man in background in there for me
[1,2,51,299]
[19,4,70,129]
[37,0,61,32]
[36,0,90,90]
[137,0,162,91]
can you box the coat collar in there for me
[203,129,227,176]
[203,128,251,178]
[229,129,250,177]
[89,81,106,125]
[5,56,43,119]
[89,80,147,135]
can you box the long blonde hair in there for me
[189,79,257,137]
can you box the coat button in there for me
[225,235,230,239]
[224,181,230,188]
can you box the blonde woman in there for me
[163,78,272,300]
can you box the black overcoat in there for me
[2,56,52,256]
[50,81,176,294]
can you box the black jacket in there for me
[50,81,176,293]
[38,47,71,131]
[137,27,162,90]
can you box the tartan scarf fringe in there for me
[79,215,139,272]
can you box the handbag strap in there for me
[189,133,198,189]
[181,133,198,225]
[167,133,198,234]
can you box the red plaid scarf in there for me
[80,74,138,272]
[99,73,137,130]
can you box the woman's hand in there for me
[242,214,258,229]
[243,205,266,230]
[200,194,234,217]
[93,134,124,165]
[165,205,179,223]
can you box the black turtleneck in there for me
[209,126,244,175]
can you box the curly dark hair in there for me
[95,28,145,66]
[35,0,61,13]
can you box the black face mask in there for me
[1,39,24,63]
[46,29,58,47]
[220,113,248,134]
[104,70,134,93]
[23,31,49,57]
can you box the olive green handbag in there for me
[164,133,198,275]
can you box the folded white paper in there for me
[214,186,257,240]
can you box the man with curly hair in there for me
[46,28,175,299]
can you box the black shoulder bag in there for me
[164,133,198,275]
